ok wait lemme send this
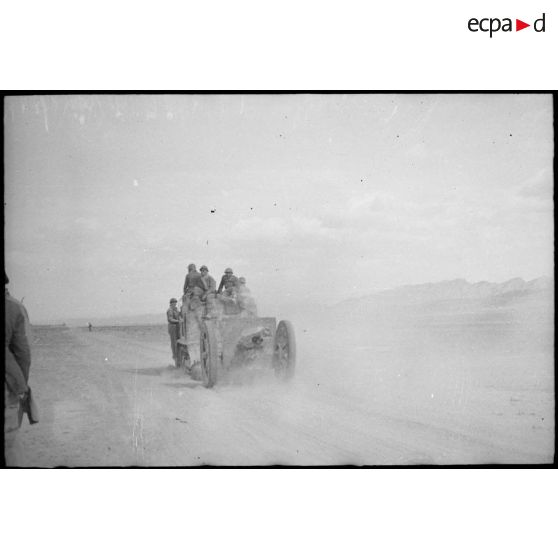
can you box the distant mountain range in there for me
[336,276,553,310]
[42,277,552,327]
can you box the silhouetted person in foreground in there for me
[4,272,38,466]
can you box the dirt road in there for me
[16,315,554,466]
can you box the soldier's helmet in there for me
[200,265,208,272]
[225,267,233,274]
[170,298,177,303]
[188,263,196,271]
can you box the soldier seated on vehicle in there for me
[199,266,216,297]
[217,267,239,296]
[200,265,218,317]
[183,263,207,299]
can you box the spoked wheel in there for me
[273,320,296,380]
[174,343,183,368]
[177,345,189,371]
[200,320,221,388]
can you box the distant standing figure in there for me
[217,267,239,295]
[167,298,181,365]
[88,322,92,332]
[4,272,33,466]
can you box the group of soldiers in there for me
[183,264,239,300]
[166,264,257,363]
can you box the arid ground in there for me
[15,284,554,467]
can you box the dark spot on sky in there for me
[210,209,215,213]
[509,134,513,137]
[250,207,253,210]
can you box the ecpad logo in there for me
[468,13,546,37]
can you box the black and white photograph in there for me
[4,93,554,467]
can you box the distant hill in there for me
[50,277,552,327]
[335,276,553,313]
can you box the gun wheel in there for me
[200,320,221,388]
[273,320,296,380]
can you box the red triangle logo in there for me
[516,19,530,31]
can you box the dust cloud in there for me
[278,285,554,464]
[13,282,554,466]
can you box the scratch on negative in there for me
[132,414,145,461]
[131,364,145,461]
[40,96,49,133]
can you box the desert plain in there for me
[14,278,554,467]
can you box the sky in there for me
[4,94,554,323]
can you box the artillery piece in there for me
[175,289,295,388]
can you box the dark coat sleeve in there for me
[217,275,226,293]
[10,311,31,381]
[6,309,31,394]
[6,352,28,395]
